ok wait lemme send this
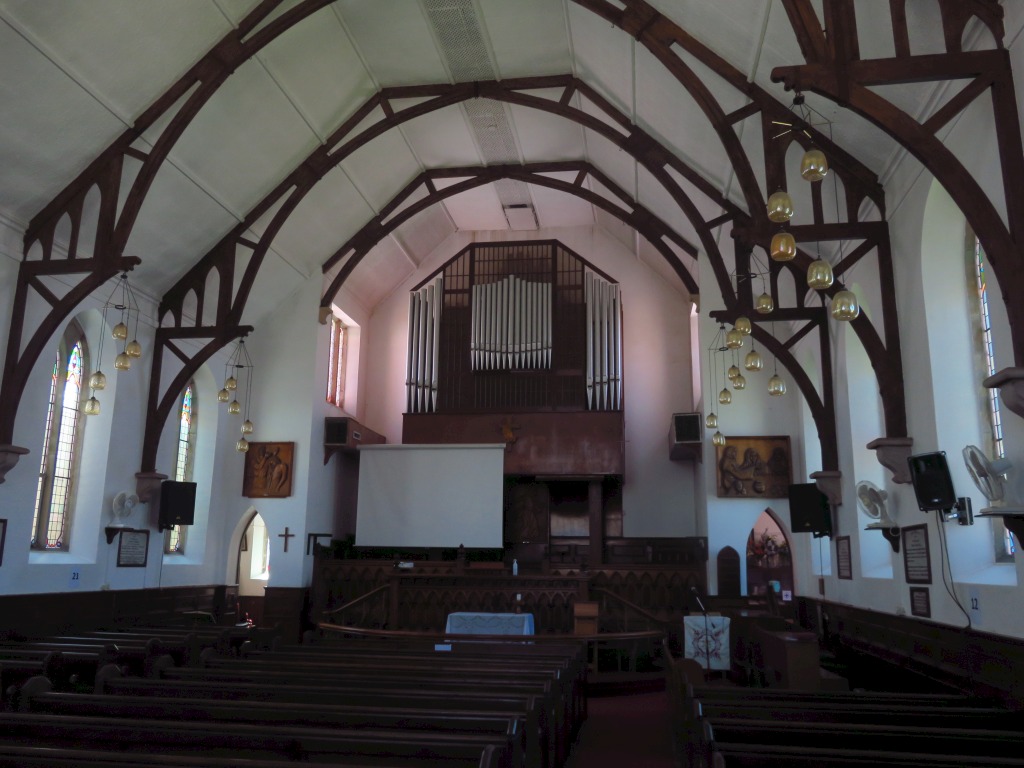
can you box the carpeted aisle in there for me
[564,689,676,768]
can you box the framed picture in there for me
[116,529,149,567]
[835,535,853,580]
[243,442,295,498]
[715,436,791,498]
[901,524,932,584]
[909,587,931,618]
[0,518,6,567]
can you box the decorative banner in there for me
[684,615,731,670]
[901,524,932,584]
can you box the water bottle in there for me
[512,558,518,576]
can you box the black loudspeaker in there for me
[788,483,832,536]
[668,413,702,462]
[671,413,703,443]
[907,451,957,511]
[159,481,196,531]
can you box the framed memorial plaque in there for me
[901,524,932,584]
[835,535,852,580]
[117,529,149,568]
[909,587,931,618]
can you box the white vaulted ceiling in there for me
[0,0,1015,325]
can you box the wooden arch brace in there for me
[771,0,1024,372]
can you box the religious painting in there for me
[243,442,295,498]
[715,436,791,498]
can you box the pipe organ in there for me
[470,276,552,370]
[585,272,622,411]
[406,276,442,414]
[405,240,622,414]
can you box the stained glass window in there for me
[326,315,347,407]
[973,236,1013,558]
[32,334,86,549]
[167,383,195,554]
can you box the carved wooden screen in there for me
[408,240,619,413]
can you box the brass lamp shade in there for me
[705,412,718,429]
[217,387,230,403]
[807,259,834,290]
[228,399,241,415]
[831,289,861,321]
[88,370,107,391]
[241,419,255,435]
[734,316,752,335]
[744,350,763,371]
[83,396,101,416]
[800,148,829,182]
[732,373,746,390]
[112,322,128,340]
[236,437,250,453]
[727,364,740,380]
[114,352,131,371]
[225,376,238,391]
[767,190,795,223]
[125,339,142,358]
[725,328,744,349]
[770,231,797,261]
[712,431,726,447]
[768,373,787,396]
[755,292,774,314]
[718,388,732,405]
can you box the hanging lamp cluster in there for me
[85,272,143,416]
[768,93,859,322]
[218,338,257,452]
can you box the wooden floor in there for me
[565,688,676,768]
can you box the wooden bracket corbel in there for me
[0,445,29,484]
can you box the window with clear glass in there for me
[326,315,347,408]
[31,329,87,550]
[249,516,270,580]
[166,383,196,554]
[971,234,1013,559]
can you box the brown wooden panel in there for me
[402,411,624,475]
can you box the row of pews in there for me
[0,623,587,767]
[668,653,1024,767]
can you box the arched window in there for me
[326,315,347,408]
[31,326,88,550]
[166,383,196,554]
[969,233,1013,559]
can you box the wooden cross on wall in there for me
[278,527,295,552]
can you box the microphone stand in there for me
[691,587,711,679]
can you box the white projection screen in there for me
[355,444,506,548]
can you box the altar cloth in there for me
[445,612,535,635]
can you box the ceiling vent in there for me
[504,204,538,230]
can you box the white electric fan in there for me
[963,444,1023,517]
[855,480,898,532]
[110,490,139,525]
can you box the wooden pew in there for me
[16,677,528,768]
[0,712,514,767]
[94,664,555,768]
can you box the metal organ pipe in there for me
[584,271,621,411]
[406,277,443,413]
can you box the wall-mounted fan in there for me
[855,480,898,531]
[111,491,139,524]
[963,445,1023,516]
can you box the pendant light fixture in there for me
[725,327,744,349]
[807,256,835,290]
[220,338,257,451]
[800,147,828,182]
[744,347,763,372]
[712,431,726,447]
[85,271,142,416]
[770,230,797,262]
[766,189,795,223]
[831,289,861,321]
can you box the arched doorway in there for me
[745,509,793,601]
[236,510,270,627]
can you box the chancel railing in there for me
[405,240,621,413]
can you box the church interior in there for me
[3,0,1024,765]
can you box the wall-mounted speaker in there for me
[668,413,702,462]
[158,481,196,531]
[907,451,957,511]
[788,482,832,536]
